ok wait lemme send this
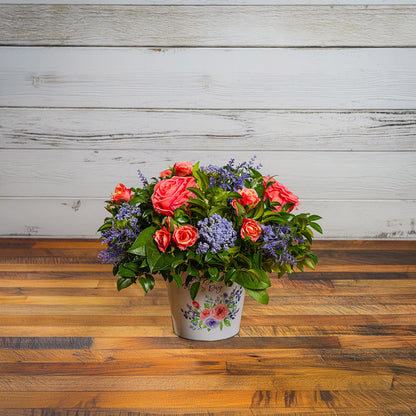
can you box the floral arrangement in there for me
[98,158,322,304]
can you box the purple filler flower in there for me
[204,317,220,329]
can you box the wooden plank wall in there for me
[0,1,415,238]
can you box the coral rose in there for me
[212,304,228,321]
[153,227,171,252]
[263,176,300,212]
[240,218,262,242]
[112,183,131,202]
[151,176,198,217]
[172,225,198,250]
[174,161,193,177]
[232,187,261,214]
[159,169,173,179]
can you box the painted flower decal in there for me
[181,285,243,332]
[212,304,228,321]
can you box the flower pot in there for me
[166,277,245,341]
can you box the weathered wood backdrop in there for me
[0,1,415,238]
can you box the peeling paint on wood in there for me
[1,48,416,109]
[1,109,416,151]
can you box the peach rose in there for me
[263,176,300,212]
[174,161,193,177]
[172,225,198,250]
[153,227,171,252]
[240,218,262,242]
[151,176,198,217]
[159,169,173,179]
[232,187,261,214]
[112,183,131,202]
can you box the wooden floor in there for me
[0,239,415,415]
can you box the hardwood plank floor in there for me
[0,239,415,415]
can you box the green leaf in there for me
[152,252,176,271]
[235,270,270,290]
[128,196,146,205]
[117,276,135,291]
[146,238,163,273]
[224,269,237,284]
[127,226,157,256]
[245,288,269,304]
[235,202,245,217]
[192,162,209,191]
[189,206,207,218]
[118,264,137,278]
[224,319,231,327]
[304,259,316,270]
[174,211,190,224]
[186,263,199,277]
[188,197,208,210]
[208,267,219,280]
[307,252,319,265]
[137,276,151,293]
[251,253,261,270]
[228,191,243,200]
[309,222,323,234]
[186,186,205,200]
[190,281,201,300]
[144,274,155,291]
[308,215,322,221]
[252,201,264,220]
[236,253,251,267]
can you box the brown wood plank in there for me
[0,389,415,409]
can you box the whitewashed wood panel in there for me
[0,198,414,239]
[1,108,416,151]
[2,5,416,47]
[1,47,416,109]
[0,150,414,200]
[1,1,414,5]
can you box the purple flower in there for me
[204,317,220,329]
[196,214,237,254]
[260,224,304,266]
[137,168,148,186]
[98,203,142,265]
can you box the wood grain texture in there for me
[1,5,416,47]
[1,198,415,239]
[1,0,415,4]
[0,239,415,414]
[1,47,416,109]
[1,108,416,151]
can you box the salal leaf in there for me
[190,281,201,300]
[245,288,269,305]
[117,276,135,291]
[127,226,157,256]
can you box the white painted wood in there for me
[1,47,416,109]
[1,1,414,5]
[0,198,414,239]
[0,150,414,199]
[2,5,416,47]
[1,108,416,151]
